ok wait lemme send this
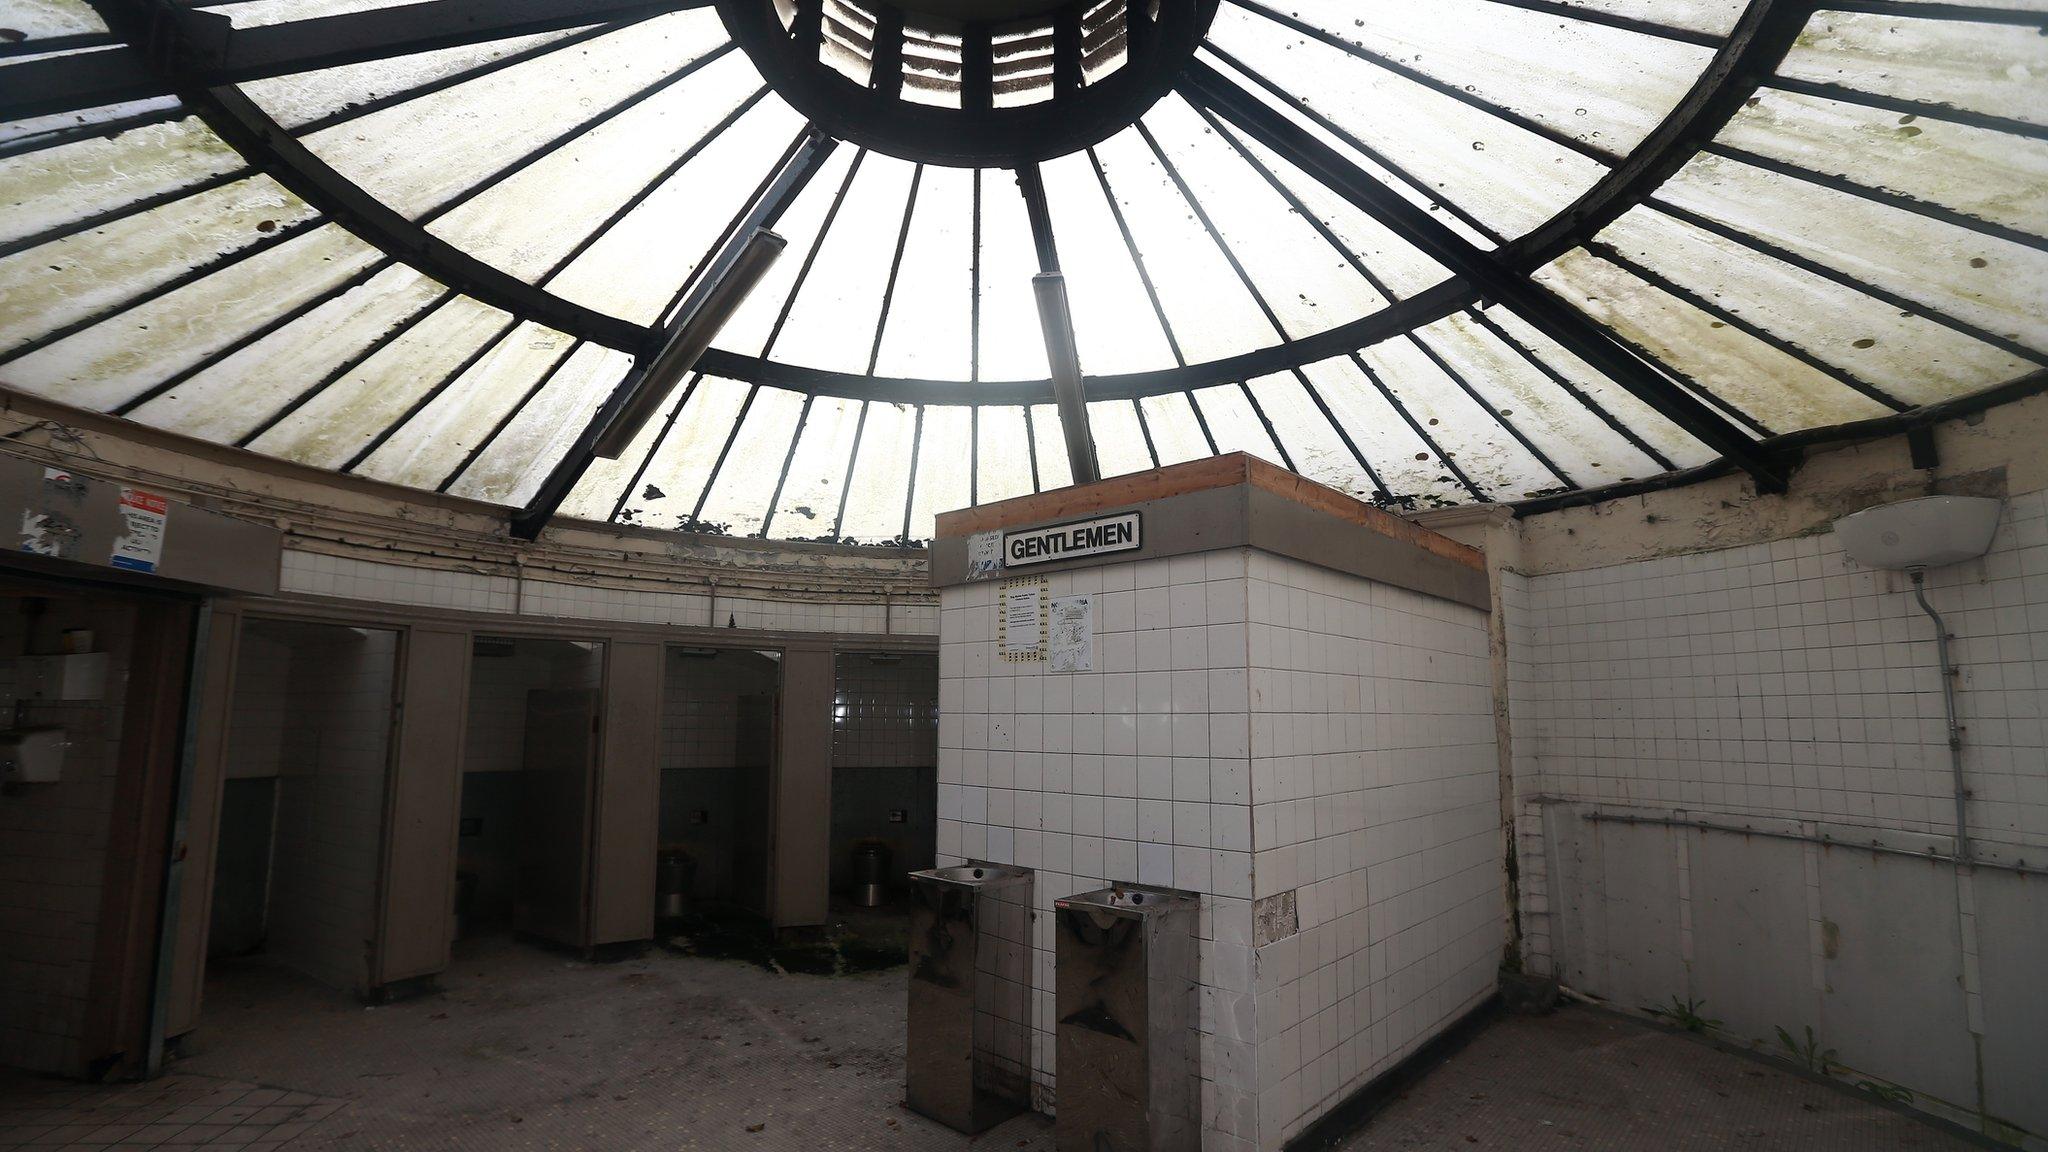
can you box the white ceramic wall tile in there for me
[938,547,1500,1152]
[1507,487,2048,853]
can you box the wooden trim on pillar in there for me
[588,640,663,945]
[84,598,197,1074]
[164,604,242,1040]
[374,627,473,986]
[770,646,835,930]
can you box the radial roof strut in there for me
[1179,60,1791,495]
[5,0,713,122]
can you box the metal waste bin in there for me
[906,863,1033,1134]
[851,841,892,907]
[656,849,694,919]
[1054,884,1200,1152]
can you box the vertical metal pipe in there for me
[1910,570,1971,864]
[1033,273,1100,485]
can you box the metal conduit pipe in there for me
[1910,569,1972,865]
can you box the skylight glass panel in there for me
[1030,403,1073,489]
[697,385,808,535]
[239,29,593,131]
[874,165,973,380]
[1777,12,2048,130]
[298,12,731,219]
[450,343,626,507]
[838,401,918,541]
[1086,399,1156,478]
[767,395,863,540]
[1090,124,1279,364]
[1137,394,1213,466]
[908,404,973,536]
[774,153,919,374]
[196,0,440,28]
[425,49,766,284]
[353,324,587,492]
[976,406,1036,504]
[248,296,513,469]
[1536,248,1892,432]
[1217,126,1452,300]
[543,96,806,327]
[4,224,381,412]
[1295,354,1467,506]
[1143,95,1389,341]
[556,372,691,523]
[117,262,443,437]
[617,375,754,530]
[0,174,316,353]
[0,117,244,250]
[1592,206,2031,408]
[1414,312,1669,485]
[1242,371,1377,500]
[1473,306,1714,471]
[976,173,1051,381]
[2,0,107,40]
[1204,5,1610,239]
[714,144,861,358]
[1266,0,1714,157]
[1656,151,2048,357]
[1498,0,1742,37]
[1717,89,2048,243]
[1038,149,1178,374]
[1191,384,1283,466]
[1353,337,1562,500]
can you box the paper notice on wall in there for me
[20,467,88,559]
[1049,594,1093,673]
[965,530,1003,581]
[1000,580,1046,661]
[110,487,169,573]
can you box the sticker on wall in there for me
[110,487,169,573]
[1049,594,1093,673]
[965,530,1003,581]
[999,578,1048,661]
[19,467,88,560]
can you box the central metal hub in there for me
[717,0,1217,167]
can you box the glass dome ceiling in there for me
[1,0,2043,543]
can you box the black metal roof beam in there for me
[1193,101,1679,477]
[4,0,712,121]
[511,130,837,540]
[1224,0,1621,163]
[1181,59,1788,493]
[1145,111,1562,490]
[1466,0,1720,46]
[1699,142,2047,253]
[192,85,648,349]
[1501,0,1814,271]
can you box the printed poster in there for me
[1000,580,1046,661]
[1049,594,1094,673]
[111,487,169,573]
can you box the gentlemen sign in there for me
[1003,511,1141,567]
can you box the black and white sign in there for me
[1003,511,1141,567]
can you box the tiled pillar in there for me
[930,455,1503,1152]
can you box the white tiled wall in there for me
[278,550,936,637]
[1243,553,1499,1150]
[937,548,1500,1152]
[220,623,400,994]
[0,598,136,1076]
[1503,487,2048,1139]
[1508,487,2048,853]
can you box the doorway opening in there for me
[655,647,779,927]
[455,636,606,952]
[829,651,938,928]
[205,619,400,1003]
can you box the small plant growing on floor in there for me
[1857,1079,1914,1105]
[1644,994,1720,1033]
[1775,1024,1838,1075]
